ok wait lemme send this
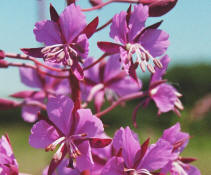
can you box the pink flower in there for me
[160,123,201,175]
[29,95,111,174]
[102,127,173,175]
[0,134,19,175]
[81,55,141,112]
[22,4,98,80]
[97,4,169,81]
[149,55,183,115]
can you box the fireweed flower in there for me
[160,123,201,175]
[10,66,70,123]
[97,4,169,81]
[102,127,173,175]
[148,55,183,115]
[29,95,111,174]
[0,134,19,175]
[22,4,99,80]
[81,54,141,112]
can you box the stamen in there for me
[125,43,163,74]
[45,136,65,152]
[53,142,65,162]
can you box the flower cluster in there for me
[0,0,201,175]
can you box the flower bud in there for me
[0,60,8,68]
[140,0,178,17]
[89,0,103,6]
[0,98,19,110]
[0,50,5,59]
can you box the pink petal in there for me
[22,105,40,123]
[76,141,94,172]
[34,20,62,45]
[140,29,169,57]
[19,67,42,88]
[110,11,128,44]
[47,96,74,136]
[128,4,148,42]
[75,109,104,137]
[94,90,105,112]
[59,4,86,43]
[29,120,59,148]
[113,127,140,168]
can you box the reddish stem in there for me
[5,53,69,73]
[82,0,141,12]
[83,53,108,71]
[95,91,146,118]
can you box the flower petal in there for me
[29,120,59,148]
[22,105,40,123]
[138,139,173,171]
[128,4,148,42]
[140,29,169,57]
[101,157,124,175]
[110,11,128,44]
[47,96,74,136]
[76,141,94,172]
[75,109,104,137]
[113,127,140,168]
[151,83,177,113]
[19,67,42,88]
[59,4,86,43]
[34,20,62,45]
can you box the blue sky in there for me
[0,0,210,95]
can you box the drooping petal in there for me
[19,67,42,88]
[22,105,40,123]
[101,157,124,175]
[110,11,128,44]
[21,47,44,58]
[29,120,59,148]
[150,55,170,83]
[138,139,173,171]
[75,34,89,58]
[34,20,62,45]
[94,90,105,112]
[76,141,94,172]
[97,41,121,54]
[47,96,74,136]
[140,29,169,57]
[128,4,148,42]
[75,109,104,137]
[59,4,86,43]
[113,127,140,168]
[151,83,177,113]
[161,123,189,153]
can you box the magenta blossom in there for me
[0,134,19,175]
[29,95,111,174]
[97,4,169,81]
[102,127,173,175]
[160,123,201,175]
[22,4,99,80]
[148,55,183,115]
[81,54,141,112]
[10,66,70,123]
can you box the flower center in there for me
[126,43,163,73]
[45,133,87,161]
[41,44,78,66]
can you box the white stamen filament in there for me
[46,136,65,151]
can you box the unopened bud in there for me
[0,60,8,68]
[0,50,5,59]
[0,98,19,110]
[89,0,103,6]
